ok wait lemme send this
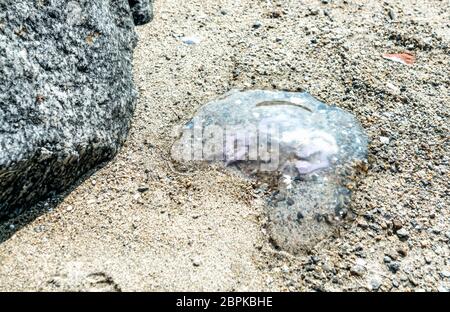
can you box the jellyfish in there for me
[172,90,368,253]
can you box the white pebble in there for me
[181,36,202,45]
[380,136,390,144]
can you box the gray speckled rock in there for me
[129,0,154,26]
[0,0,151,218]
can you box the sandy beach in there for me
[0,0,448,291]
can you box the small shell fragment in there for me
[382,53,416,65]
[181,36,202,45]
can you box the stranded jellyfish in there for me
[172,90,368,253]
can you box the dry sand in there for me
[0,0,449,291]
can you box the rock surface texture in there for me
[0,0,151,218]
[129,0,154,26]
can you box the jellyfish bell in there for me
[172,90,368,253]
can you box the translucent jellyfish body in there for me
[172,90,368,253]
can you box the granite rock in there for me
[0,0,151,218]
[129,0,154,26]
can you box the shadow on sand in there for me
[0,164,105,245]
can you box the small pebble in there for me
[370,278,382,290]
[387,261,401,273]
[396,228,409,240]
[137,185,149,193]
[397,247,408,257]
[392,278,399,288]
[440,271,450,278]
[192,257,201,267]
[388,9,396,20]
[392,219,403,230]
[357,219,369,229]
[350,259,366,276]
[181,36,202,45]
[350,264,365,276]
[309,9,319,16]
[379,136,390,144]
[34,225,45,233]
[252,21,262,29]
